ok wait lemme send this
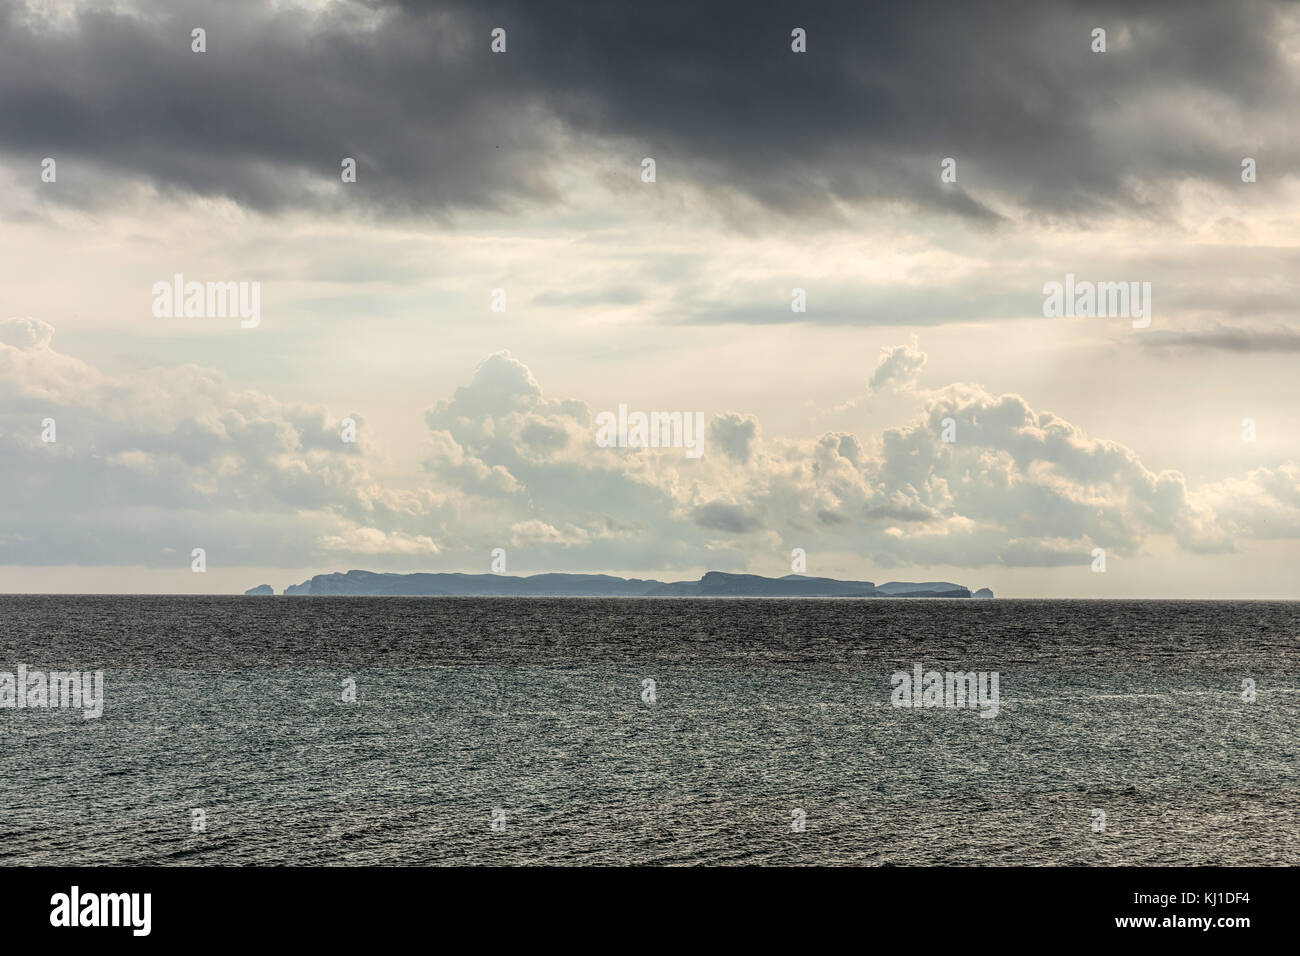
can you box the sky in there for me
[1,0,1298,597]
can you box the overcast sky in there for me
[1,0,1298,596]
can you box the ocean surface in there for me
[1,596,1296,865]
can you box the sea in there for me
[1,596,1296,865]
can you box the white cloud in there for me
[0,317,54,350]
[318,527,440,555]
[867,338,926,393]
[1,327,1296,580]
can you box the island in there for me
[255,570,993,598]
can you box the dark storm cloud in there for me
[0,0,560,215]
[0,0,1294,219]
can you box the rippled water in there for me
[1,596,1296,865]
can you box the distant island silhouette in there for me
[247,570,994,598]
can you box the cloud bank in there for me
[2,322,1295,575]
[3,0,1297,224]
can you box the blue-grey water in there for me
[1,597,1296,865]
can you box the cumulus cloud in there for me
[0,319,447,567]
[708,413,758,463]
[867,338,926,393]
[509,519,589,548]
[411,351,1298,570]
[1,323,1296,574]
[318,527,440,555]
[0,316,54,350]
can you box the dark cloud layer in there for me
[1141,325,1300,352]
[2,0,1294,220]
